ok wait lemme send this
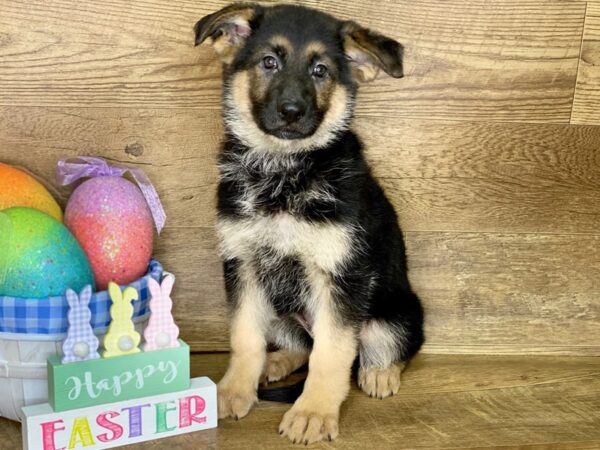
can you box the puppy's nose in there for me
[278,101,305,124]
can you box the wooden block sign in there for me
[22,377,217,450]
[48,340,190,412]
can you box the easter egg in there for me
[64,176,154,291]
[0,207,95,298]
[0,163,63,221]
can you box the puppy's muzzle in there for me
[278,100,306,124]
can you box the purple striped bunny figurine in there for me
[143,274,180,351]
[62,285,100,364]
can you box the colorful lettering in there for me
[65,376,82,401]
[61,360,181,403]
[41,420,66,450]
[22,377,217,450]
[68,416,95,448]
[121,404,151,438]
[179,395,207,427]
[155,401,177,433]
[96,411,124,443]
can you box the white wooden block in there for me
[21,379,49,420]
[22,377,217,450]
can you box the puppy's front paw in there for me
[279,404,339,444]
[358,363,403,399]
[217,380,257,420]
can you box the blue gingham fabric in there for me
[0,259,163,341]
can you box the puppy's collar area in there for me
[223,113,354,155]
[224,127,350,156]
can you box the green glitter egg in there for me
[0,207,95,298]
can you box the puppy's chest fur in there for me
[219,148,342,217]
[217,148,355,277]
[218,213,352,275]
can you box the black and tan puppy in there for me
[195,2,424,444]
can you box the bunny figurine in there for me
[62,285,100,364]
[103,282,141,358]
[144,274,180,351]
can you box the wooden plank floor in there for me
[1,353,599,449]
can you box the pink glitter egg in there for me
[65,176,154,291]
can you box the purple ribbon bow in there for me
[56,156,166,234]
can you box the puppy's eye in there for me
[262,55,278,70]
[312,63,328,78]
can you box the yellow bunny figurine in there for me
[103,282,141,358]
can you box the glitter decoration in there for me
[64,176,154,291]
[0,163,63,221]
[0,207,95,298]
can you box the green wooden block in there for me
[48,340,190,412]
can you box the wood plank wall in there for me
[1,0,599,355]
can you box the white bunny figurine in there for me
[62,285,100,364]
[144,274,180,351]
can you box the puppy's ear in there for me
[194,3,262,64]
[341,21,404,82]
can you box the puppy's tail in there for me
[257,379,306,403]
[256,360,360,403]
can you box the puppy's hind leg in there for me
[358,288,424,399]
[263,316,311,384]
[357,327,405,400]
[357,318,420,398]
[263,350,309,383]
[218,260,274,420]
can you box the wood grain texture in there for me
[154,227,228,351]
[572,3,600,124]
[0,106,222,227]
[406,231,600,355]
[359,118,600,234]
[1,2,599,356]
[154,228,600,355]
[2,353,600,449]
[2,104,599,353]
[2,107,599,234]
[2,4,600,448]
[0,0,586,123]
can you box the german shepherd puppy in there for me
[195,3,424,444]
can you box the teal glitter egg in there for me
[0,207,95,298]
